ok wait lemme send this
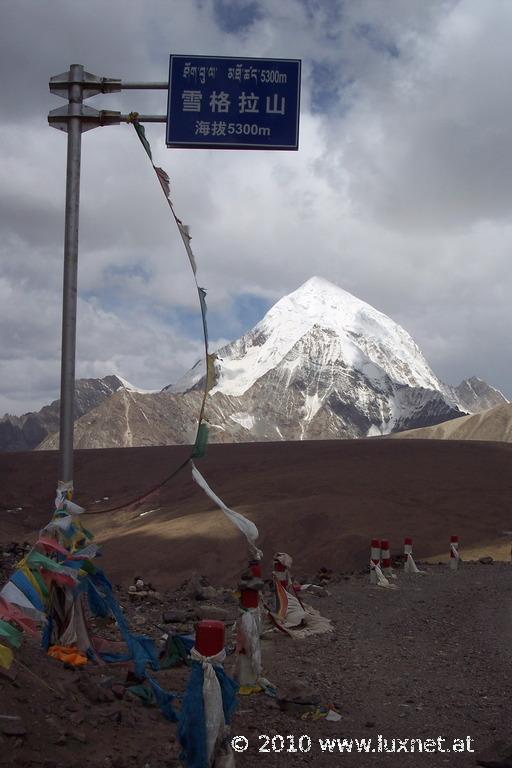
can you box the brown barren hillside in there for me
[1,439,512,587]
[392,402,512,442]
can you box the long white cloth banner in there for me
[191,462,262,559]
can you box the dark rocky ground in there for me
[1,440,512,587]
[1,440,511,766]
[1,557,511,768]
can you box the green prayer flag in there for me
[133,122,153,161]
[191,422,209,459]
[0,619,22,649]
[26,550,66,573]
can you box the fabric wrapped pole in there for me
[203,663,225,765]
[42,515,73,534]
[55,480,73,510]
[63,499,85,517]
[240,610,261,673]
[236,609,262,693]
[1,497,162,676]
[180,648,237,768]
[179,661,208,768]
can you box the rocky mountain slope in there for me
[169,276,490,442]
[38,388,254,450]
[6,277,508,450]
[390,402,512,442]
[0,376,134,451]
[452,376,508,413]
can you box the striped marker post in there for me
[403,537,420,574]
[273,554,290,611]
[450,535,459,571]
[380,539,393,579]
[370,539,381,584]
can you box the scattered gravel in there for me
[1,562,511,767]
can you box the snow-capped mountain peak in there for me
[211,276,442,397]
[8,278,505,451]
[113,375,159,395]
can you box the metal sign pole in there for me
[48,57,300,498]
[49,66,168,495]
[59,64,83,487]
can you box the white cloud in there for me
[0,0,511,416]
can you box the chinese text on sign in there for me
[167,55,301,150]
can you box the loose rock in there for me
[196,604,229,622]
[1,719,26,737]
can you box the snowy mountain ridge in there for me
[3,277,508,451]
[170,276,506,442]
[210,276,444,399]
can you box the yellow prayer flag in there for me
[0,643,14,669]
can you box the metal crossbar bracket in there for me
[50,70,122,98]
[48,105,122,133]
[50,70,167,98]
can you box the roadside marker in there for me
[380,539,394,579]
[370,539,381,584]
[404,537,421,574]
[450,535,460,571]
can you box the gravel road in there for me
[228,562,512,768]
[1,561,510,768]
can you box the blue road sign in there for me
[166,55,301,150]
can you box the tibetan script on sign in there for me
[167,55,301,150]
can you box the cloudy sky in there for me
[1,0,511,415]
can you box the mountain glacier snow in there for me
[4,277,507,450]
